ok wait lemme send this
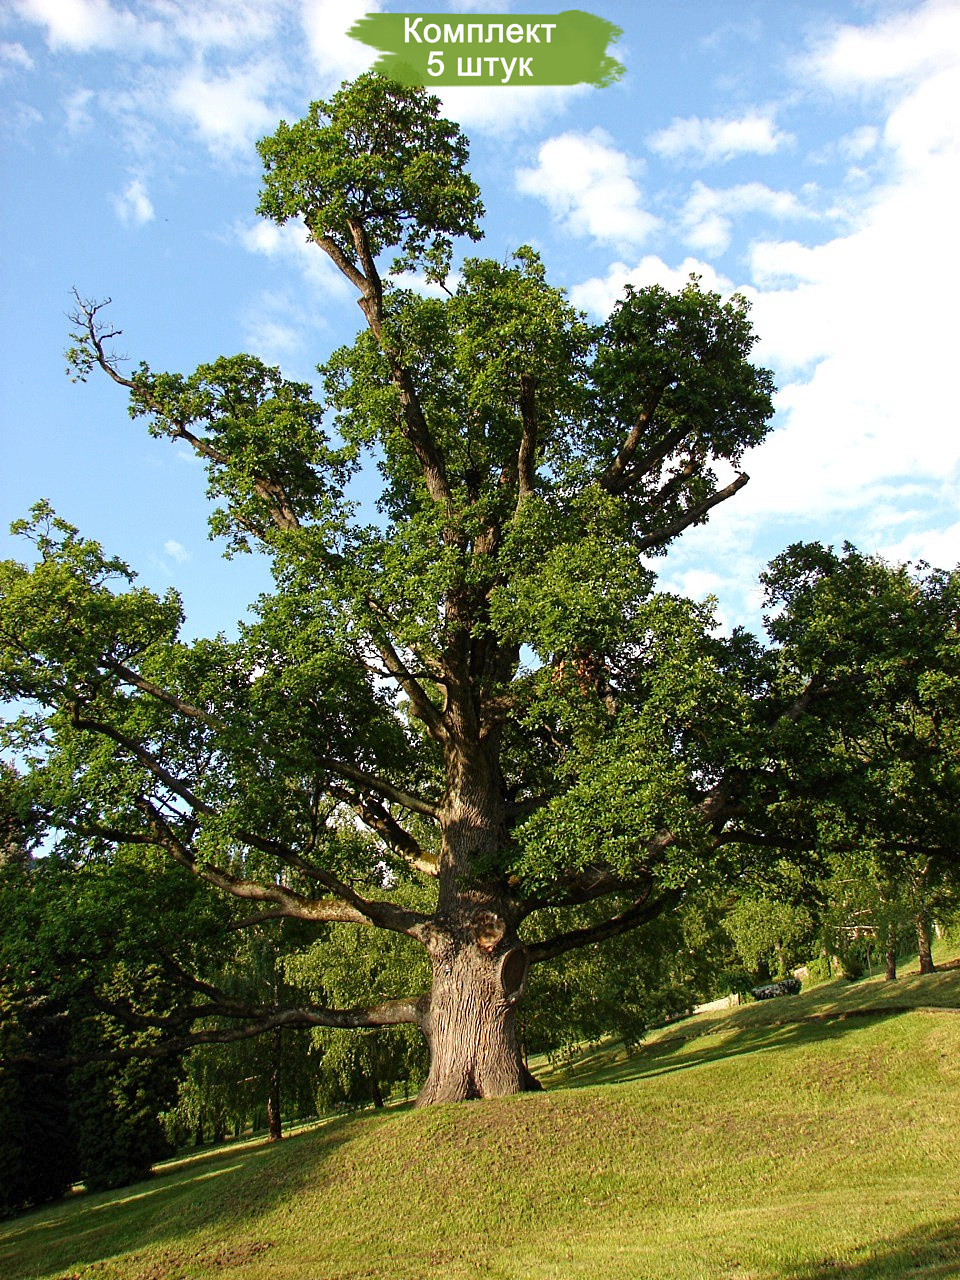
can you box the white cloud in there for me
[13,0,160,53]
[13,0,283,57]
[569,255,734,318]
[730,4,960,527]
[163,539,190,563]
[648,110,791,164]
[237,218,354,299]
[299,0,379,83]
[570,3,960,628]
[5,102,43,133]
[63,86,95,132]
[438,82,587,136]
[112,176,154,225]
[10,0,577,162]
[839,125,880,160]
[392,270,464,299]
[679,180,812,255]
[880,520,960,569]
[807,0,960,90]
[516,128,659,249]
[169,59,282,157]
[0,42,34,75]
[659,554,765,637]
[162,1,285,52]
[883,63,959,167]
[243,316,303,364]
[600,0,960,574]
[238,285,336,369]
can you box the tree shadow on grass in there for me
[784,1217,960,1278]
[557,1006,909,1091]
[0,1109,393,1280]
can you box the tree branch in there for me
[516,373,538,510]
[71,706,216,817]
[309,228,369,295]
[309,228,454,511]
[526,888,682,964]
[70,295,302,533]
[136,798,432,939]
[328,783,439,878]
[635,472,750,552]
[519,865,652,915]
[104,660,221,727]
[363,608,447,741]
[316,755,440,820]
[347,215,385,325]
[3,997,426,1068]
[601,401,667,495]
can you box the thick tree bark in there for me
[916,910,936,974]
[416,937,535,1105]
[412,724,542,1105]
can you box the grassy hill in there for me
[2,957,959,1280]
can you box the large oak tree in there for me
[1,75,785,1104]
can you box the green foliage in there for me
[584,279,775,529]
[512,594,763,890]
[525,918,687,1056]
[257,73,484,282]
[69,1025,179,1192]
[0,847,234,1203]
[724,894,816,979]
[803,954,833,985]
[760,544,960,967]
[0,962,76,1216]
[322,248,592,520]
[17,72,958,1122]
[127,355,354,555]
[286,903,430,1106]
[523,890,749,1057]
[763,543,960,845]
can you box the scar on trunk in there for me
[498,947,528,1004]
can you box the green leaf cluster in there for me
[257,73,483,282]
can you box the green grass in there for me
[3,949,960,1280]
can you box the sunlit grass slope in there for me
[2,957,959,1280]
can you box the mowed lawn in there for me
[2,958,959,1280]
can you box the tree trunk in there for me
[418,727,543,1105]
[885,920,898,981]
[916,910,936,974]
[368,1072,385,1110]
[416,937,539,1106]
[266,1026,283,1141]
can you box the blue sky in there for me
[2,0,958,640]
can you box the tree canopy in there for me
[2,74,955,1113]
